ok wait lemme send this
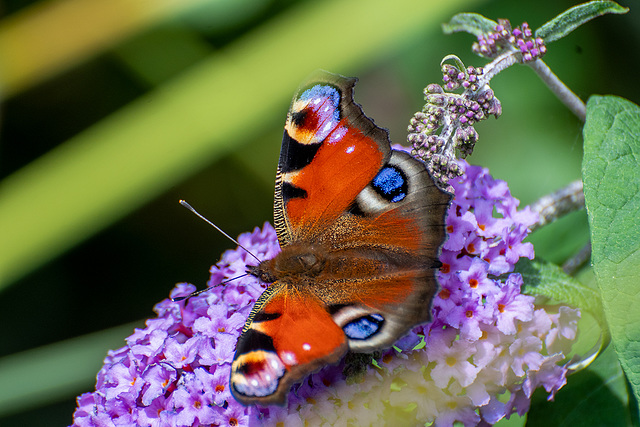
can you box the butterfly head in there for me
[247,243,328,285]
[246,263,276,284]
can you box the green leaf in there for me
[495,413,526,427]
[582,95,640,409]
[516,258,604,322]
[442,13,497,38]
[527,344,634,426]
[516,257,610,367]
[536,1,629,43]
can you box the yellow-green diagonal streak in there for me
[0,0,208,96]
[0,0,471,289]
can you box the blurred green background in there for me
[0,0,637,425]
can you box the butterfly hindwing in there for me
[230,284,348,405]
[230,71,451,406]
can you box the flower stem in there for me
[562,242,591,276]
[527,59,586,122]
[528,179,585,232]
[479,51,520,84]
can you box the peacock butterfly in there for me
[230,70,451,405]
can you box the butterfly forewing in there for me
[275,72,391,245]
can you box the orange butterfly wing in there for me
[274,72,390,245]
[230,285,347,405]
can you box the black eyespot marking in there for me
[281,181,307,202]
[279,130,322,173]
[343,314,385,340]
[252,312,282,323]
[290,109,307,127]
[347,202,366,217]
[372,166,407,203]
[235,329,276,355]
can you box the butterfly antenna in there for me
[171,273,249,302]
[179,200,262,263]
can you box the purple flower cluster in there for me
[424,162,576,423]
[441,64,484,93]
[72,162,578,426]
[473,19,547,63]
[408,80,501,177]
[72,226,280,426]
[408,58,503,189]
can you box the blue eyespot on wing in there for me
[343,314,385,340]
[372,166,407,203]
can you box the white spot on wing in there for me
[279,351,298,365]
[322,121,333,135]
[327,125,347,144]
[302,343,311,351]
[355,186,388,213]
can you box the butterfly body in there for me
[230,71,450,406]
